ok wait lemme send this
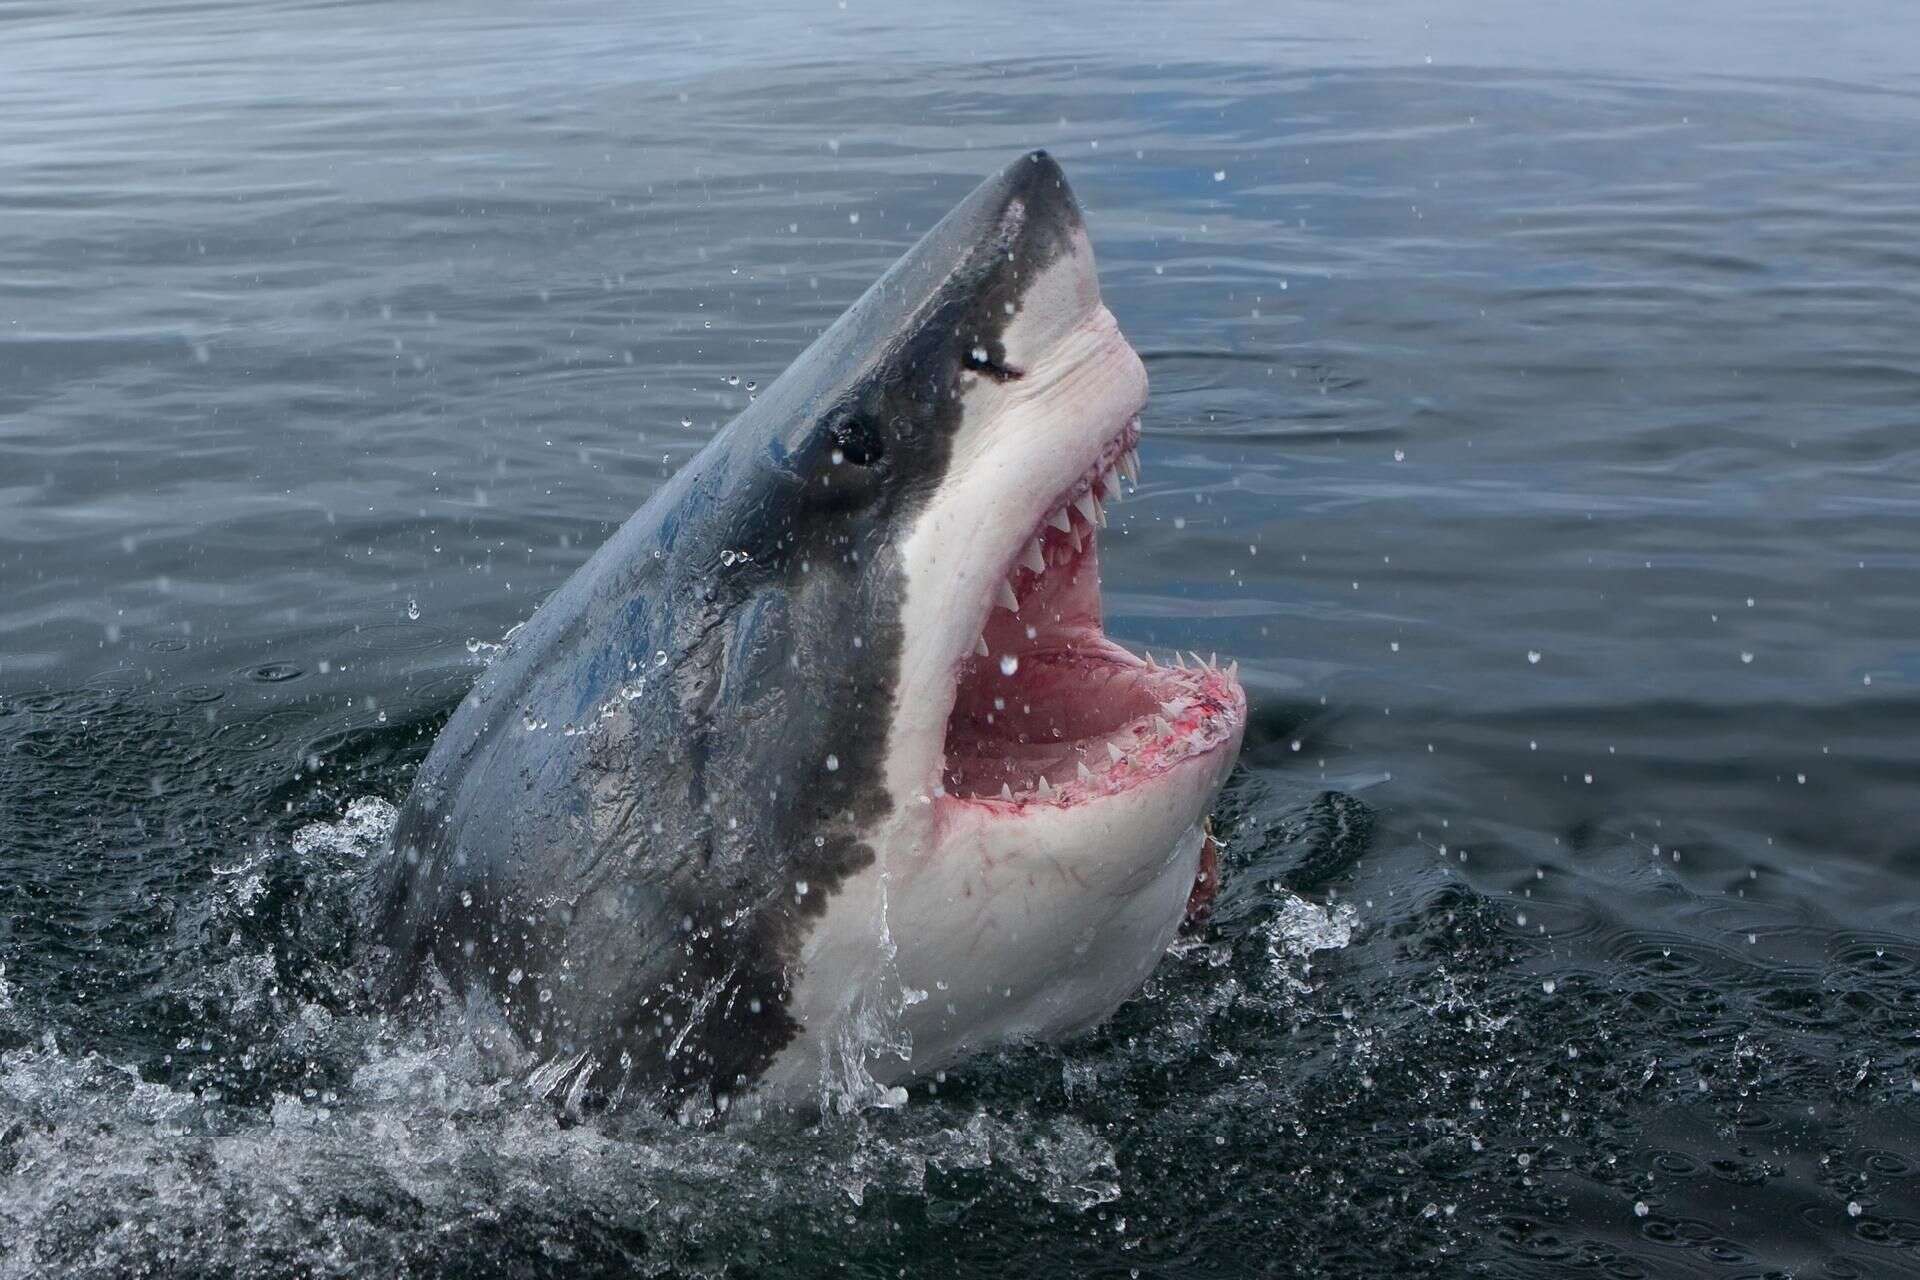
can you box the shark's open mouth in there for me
[940,419,1244,809]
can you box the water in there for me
[4,1,1920,1274]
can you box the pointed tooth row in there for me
[970,431,1157,746]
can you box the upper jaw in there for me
[916,317,1247,813]
[884,309,1147,812]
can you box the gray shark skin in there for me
[373,152,1246,1114]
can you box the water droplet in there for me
[406,599,420,621]
[1527,650,1542,665]
[1000,654,1019,676]
[825,753,839,772]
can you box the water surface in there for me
[5,1,1920,1275]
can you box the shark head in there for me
[378,151,1245,1112]
[729,151,1248,1099]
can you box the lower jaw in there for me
[939,640,1245,814]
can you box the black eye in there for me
[831,417,885,468]
[963,343,1023,383]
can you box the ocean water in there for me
[4,1,1920,1275]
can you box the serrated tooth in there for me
[1225,659,1239,680]
[1020,538,1046,574]
[1190,650,1206,669]
[1144,650,1157,669]
[995,579,1019,612]
[1068,523,1084,553]
[1101,466,1122,502]
[1175,651,1187,669]
[1090,493,1107,527]
[999,783,1012,800]
[1106,742,1126,765]
[1072,490,1098,524]
[974,635,989,657]
[1036,775,1053,799]
[1047,507,1072,533]
[1119,448,1140,485]
[1152,715,1173,737]
[1208,652,1218,670]
[1076,761,1093,782]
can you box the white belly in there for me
[756,741,1231,1107]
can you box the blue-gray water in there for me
[4,2,1920,1275]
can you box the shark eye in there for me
[830,417,885,468]
[963,344,1023,383]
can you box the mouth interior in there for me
[939,422,1240,808]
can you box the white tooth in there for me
[1144,650,1157,669]
[974,635,989,657]
[1073,491,1098,524]
[1047,507,1072,533]
[1076,761,1093,782]
[1090,494,1107,527]
[996,579,1019,612]
[1106,742,1126,765]
[1208,651,1218,670]
[1036,775,1053,799]
[1020,538,1046,574]
[1175,651,1187,669]
[1160,701,1182,716]
[1102,467,1122,501]
[1119,449,1140,485]
[1190,650,1206,669]
[999,783,1012,800]
[1226,659,1239,680]
[1068,524,1084,553]
[1152,715,1173,737]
